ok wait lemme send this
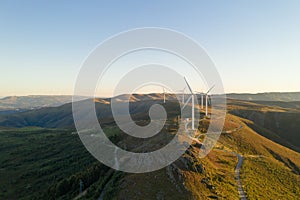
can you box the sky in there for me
[0,0,299,97]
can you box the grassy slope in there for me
[81,113,300,200]
[241,157,300,199]
[110,148,239,200]
[219,114,300,199]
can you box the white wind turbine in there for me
[201,93,204,109]
[194,91,205,109]
[163,87,166,104]
[204,85,215,117]
[183,77,195,130]
[177,87,186,104]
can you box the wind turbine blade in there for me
[184,77,194,94]
[206,85,215,94]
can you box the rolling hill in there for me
[0,94,181,128]
[228,99,300,152]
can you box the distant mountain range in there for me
[0,95,88,111]
[1,92,299,110]
[226,92,300,101]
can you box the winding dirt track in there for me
[235,154,247,200]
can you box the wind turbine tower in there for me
[177,87,186,104]
[163,87,166,104]
[184,77,195,130]
[195,91,204,109]
[205,85,215,116]
[201,94,204,109]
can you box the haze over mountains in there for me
[1,92,300,110]
[0,95,87,111]
[227,92,300,101]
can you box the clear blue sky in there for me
[0,0,299,96]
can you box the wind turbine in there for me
[204,85,215,116]
[201,93,204,109]
[183,77,195,130]
[177,87,186,104]
[163,87,166,104]
[194,91,204,109]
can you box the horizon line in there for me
[1,91,300,99]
